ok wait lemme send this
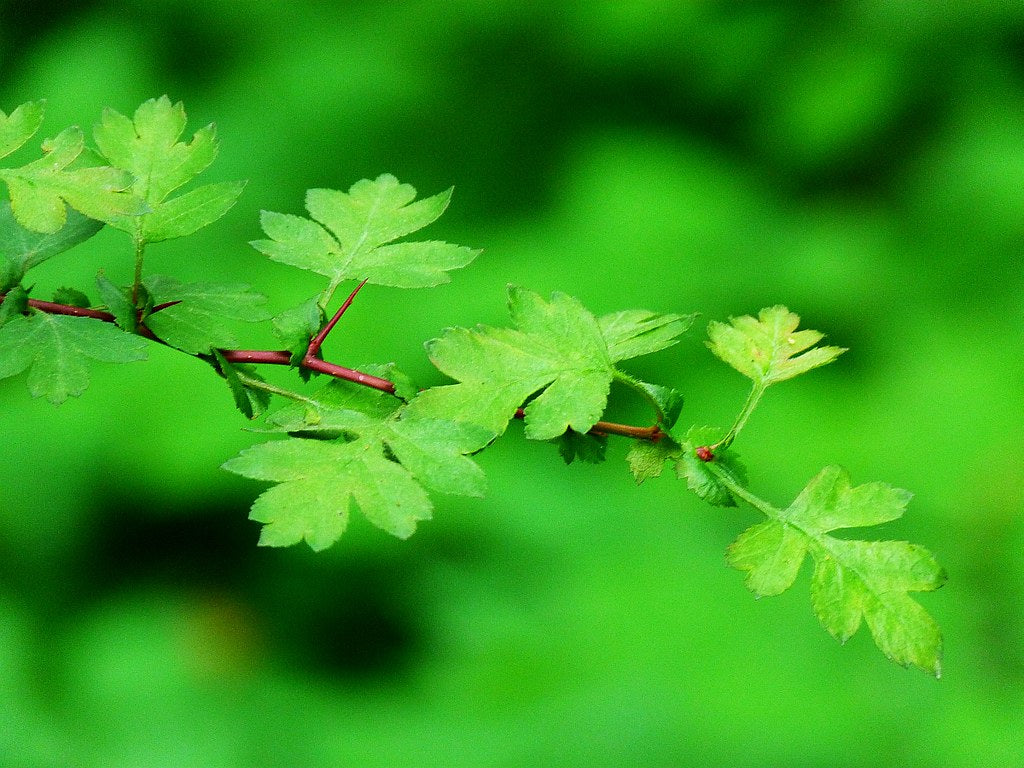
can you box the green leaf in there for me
[0,100,45,159]
[725,465,946,676]
[212,349,269,420]
[52,287,91,308]
[0,199,103,281]
[0,285,29,327]
[0,127,146,233]
[93,96,242,241]
[0,312,147,404]
[251,174,479,298]
[271,297,324,366]
[95,272,137,332]
[223,379,490,550]
[141,274,269,354]
[599,309,694,362]
[707,305,846,386]
[555,429,608,465]
[412,286,614,440]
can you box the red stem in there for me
[306,279,368,359]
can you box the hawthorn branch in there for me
[5,292,664,441]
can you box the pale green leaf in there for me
[0,100,44,159]
[0,312,147,404]
[725,520,807,596]
[224,380,489,549]
[93,96,217,203]
[726,465,946,675]
[251,174,478,295]
[707,305,845,386]
[599,309,694,363]
[93,96,241,240]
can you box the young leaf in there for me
[707,305,845,386]
[0,127,146,233]
[0,312,147,404]
[672,426,747,506]
[223,379,490,550]
[725,465,946,676]
[0,100,45,159]
[625,438,678,483]
[141,274,269,354]
[51,287,91,308]
[0,199,103,281]
[93,96,243,241]
[251,174,479,299]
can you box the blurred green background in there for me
[2,1,1023,765]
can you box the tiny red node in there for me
[695,446,714,462]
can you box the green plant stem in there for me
[231,369,321,407]
[705,460,778,518]
[714,381,767,450]
[131,232,145,306]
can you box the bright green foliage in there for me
[725,465,946,676]
[141,274,269,354]
[0,100,45,159]
[0,200,102,288]
[0,126,146,234]
[0,311,147,404]
[412,286,689,441]
[251,174,479,303]
[93,96,244,242]
[222,379,490,550]
[707,305,846,386]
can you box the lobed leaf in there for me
[0,312,148,404]
[412,287,690,442]
[93,96,243,241]
[223,378,490,550]
[725,465,946,676]
[251,174,479,295]
[707,305,845,386]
